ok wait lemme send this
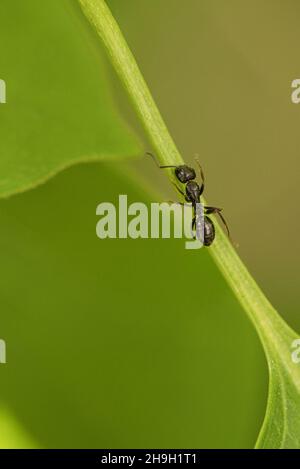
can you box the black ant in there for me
[147,152,230,246]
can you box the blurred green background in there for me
[108,0,300,329]
[0,0,299,448]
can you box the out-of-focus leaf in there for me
[0,0,141,198]
[0,163,266,448]
[0,406,37,449]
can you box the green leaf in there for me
[0,0,141,198]
[0,0,299,449]
[210,236,300,448]
[255,331,300,448]
[78,0,300,448]
[0,162,266,448]
[0,407,38,449]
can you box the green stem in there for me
[78,0,181,169]
[78,0,297,362]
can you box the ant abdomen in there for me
[203,216,215,247]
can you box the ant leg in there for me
[172,182,185,197]
[192,216,196,239]
[205,206,230,239]
[146,152,177,169]
[194,156,205,195]
[205,206,222,214]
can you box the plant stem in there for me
[78,0,298,362]
[78,0,181,169]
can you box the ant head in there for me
[175,165,196,183]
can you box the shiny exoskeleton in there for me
[147,153,230,246]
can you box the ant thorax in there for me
[185,180,201,203]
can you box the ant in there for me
[147,152,230,246]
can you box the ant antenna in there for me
[146,152,177,169]
[216,210,231,240]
